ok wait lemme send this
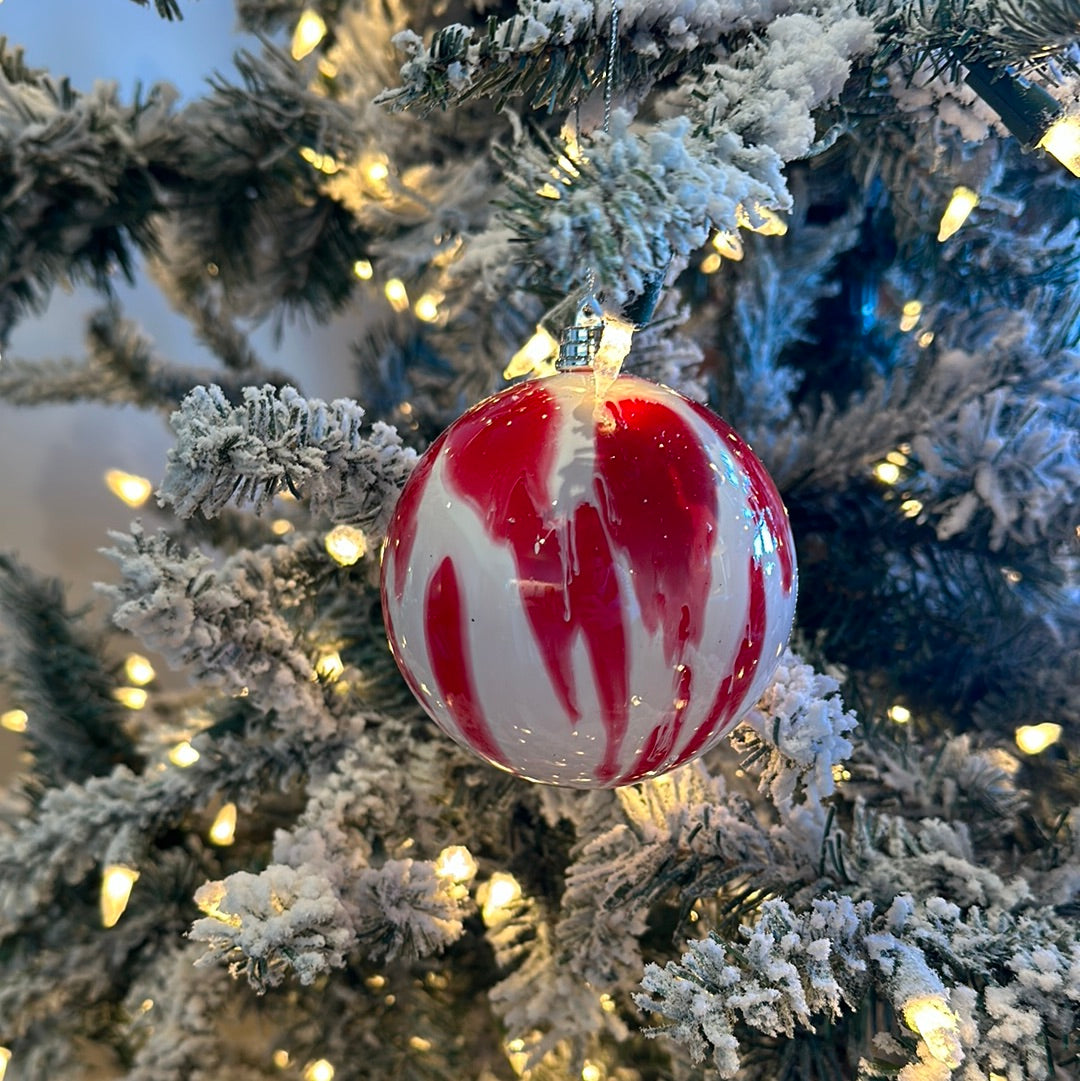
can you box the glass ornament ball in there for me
[380,370,797,788]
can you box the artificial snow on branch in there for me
[159,384,417,533]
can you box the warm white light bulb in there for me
[304,1059,335,1081]
[209,803,238,846]
[0,1046,10,1081]
[314,650,345,682]
[291,10,327,60]
[1,708,27,733]
[353,259,373,280]
[888,704,911,724]
[113,687,148,710]
[1015,722,1063,755]
[324,524,367,566]
[272,1049,291,1069]
[481,872,522,921]
[711,229,744,260]
[1038,114,1080,176]
[104,469,153,508]
[937,187,979,242]
[414,293,441,322]
[434,845,478,884]
[899,300,922,333]
[504,326,559,380]
[874,461,901,485]
[124,653,156,687]
[902,996,963,1068]
[384,278,410,312]
[700,252,723,274]
[168,741,200,768]
[101,865,139,928]
[582,1063,602,1081]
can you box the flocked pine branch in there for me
[158,384,417,533]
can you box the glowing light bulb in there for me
[1038,114,1080,176]
[168,741,200,767]
[1015,723,1062,755]
[124,653,156,686]
[599,993,616,1013]
[918,331,935,348]
[899,300,922,333]
[384,278,410,312]
[537,181,562,199]
[271,518,294,536]
[700,252,723,274]
[409,1037,433,1052]
[888,704,912,724]
[902,996,963,1068]
[582,1063,602,1081]
[832,763,852,782]
[711,229,744,260]
[105,469,153,507]
[481,872,522,921]
[314,649,345,682]
[414,293,441,322]
[304,1060,335,1081]
[504,326,558,380]
[900,499,923,518]
[0,1047,10,1081]
[272,1050,291,1069]
[365,159,390,183]
[101,864,139,928]
[886,450,909,466]
[737,202,788,236]
[434,845,478,884]
[937,187,979,242]
[324,524,367,566]
[299,147,341,175]
[209,803,238,846]
[113,687,148,710]
[1,708,27,732]
[291,10,327,60]
[353,259,373,280]
[874,461,901,485]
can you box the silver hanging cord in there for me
[603,0,619,136]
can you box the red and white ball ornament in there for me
[380,339,797,788]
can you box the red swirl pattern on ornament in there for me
[380,372,797,787]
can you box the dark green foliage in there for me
[127,0,185,19]
[0,555,142,789]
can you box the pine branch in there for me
[158,384,417,534]
[0,555,142,789]
[0,306,290,411]
[127,0,184,19]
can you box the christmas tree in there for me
[0,1,1078,1080]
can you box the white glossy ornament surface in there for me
[381,371,797,788]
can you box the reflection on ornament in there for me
[381,371,796,787]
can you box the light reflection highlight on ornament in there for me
[1,708,27,732]
[937,187,979,242]
[105,469,153,507]
[1015,722,1062,755]
[209,803,238,846]
[101,864,139,928]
